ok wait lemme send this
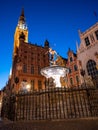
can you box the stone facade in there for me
[77,22,98,85]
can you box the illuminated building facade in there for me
[66,49,82,87]
[11,9,49,92]
[77,22,98,86]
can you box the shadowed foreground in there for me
[0,118,98,130]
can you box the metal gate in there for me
[13,86,98,121]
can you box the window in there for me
[38,58,40,62]
[23,64,27,73]
[69,68,72,73]
[95,30,98,40]
[86,59,97,78]
[24,56,27,59]
[38,66,40,75]
[31,57,33,60]
[43,54,45,58]
[24,51,27,53]
[90,34,95,43]
[70,57,73,62]
[31,80,34,91]
[44,59,46,64]
[76,76,79,84]
[31,65,34,74]
[70,78,73,85]
[74,65,78,71]
[85,37,90,46]
[38,80,42,90]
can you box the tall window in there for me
[31,65,34,74]
[76,76,79,84]
[31,80,34,91]
[38,66,40,75]
[23,64,27,73]
[74,65,78,71]
[95,30,98,40]
[70,57,73,62]
[86,60,97,78]
[38,80,42,90]
[24,56,27,59]
[85,37,90,46]
[70,78,73,86]
[69,68,72,73]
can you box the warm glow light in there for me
[26,84,31,91]
[20,82,31,92]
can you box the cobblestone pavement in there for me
[0,118,98,130]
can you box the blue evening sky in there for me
[0,0,98,89]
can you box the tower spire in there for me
[13,8,28,57]
[19,8,25,23]
[18,8,27,30]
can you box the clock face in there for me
[18,23,27,30]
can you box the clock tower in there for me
[13,8,28,57]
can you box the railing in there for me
[1,86,98,121]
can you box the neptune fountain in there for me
[41,48,69,88]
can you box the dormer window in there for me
[85,37,90,46]
[95,30,98,40]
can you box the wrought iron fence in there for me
[1,86,98,121]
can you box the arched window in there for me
[86,60,97,78]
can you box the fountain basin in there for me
[41,65,69,88]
